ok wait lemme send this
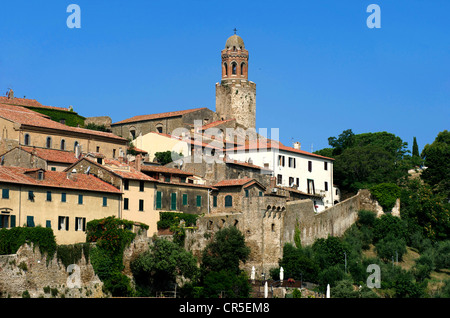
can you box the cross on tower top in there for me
[233,28,237,35]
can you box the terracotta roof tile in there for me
[0,96,71,112]
[112,107,208,125]
[231,139,334,161]
[213,177,254,187]
[140,164,194,176]
[0,166,121,193]
[0,103,126,142]
[18,146,79,164]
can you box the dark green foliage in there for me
[0,227,56,263]
[278,243,319,282]
[157,212,198,229]
[312,236,347,269]
[373,214,408,243]
[370,183,401,212]
[374,234,407,262]
[421,130,450,198]
[26,107,85,128]
[199,270,250,298]
[200,226,250,276]
[56,243,90,268]
[85,123,111,132]
[86,217,136,297]
[154,151,183,165]
[131,238,199,296]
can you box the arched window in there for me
[224,62,228,76]
[60,139,65,150]
[241,62,245,75]
[231,62,237,75]
[24,134,30,146]
[225,195,233,207]
[74,141,79,151]
[46,137,52,148]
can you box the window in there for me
[289,177,294,186]
[124,198,129,210]
[156,191,162,209]
[307,179,315,195]
[296,178,299,187]
[259,191,263,197]
[45,220,51,228]
[180,176,186,183]
[224,62,228,76]
[27,216,35,227]
[171,193,177,210]
[61,193,66,203]
[213,195,217,207]
[58,216,69,231]
[164,175,171,183]
[124,180,129,191]
[245,189,249,197]
[240,62,245,75]
[2,188,9,199]
[51,167,56,171]
[156,126,163,133]
[139,199,144,211]
[60,139,65,150]
[38,171,44,180]
[289,157,296,168]
[182,193,188,206]
[278,155,285,167]
[103,197,107,207]
[139,181,144,192]
[74,141,79,152]
[46,191,52,202]
[277,174,283,185]
[231,62,237,75]
[324,162,328,170]
[46,137,52,148]
[225,195,233,207]
[28,191,35,201]
[196,195,202,207]
[96,146,100,152]
[113,149,116,158]
[78,194,83,205]
[324,181,329,191]
[24,133,30,146]
[75,217,86,231]
[308,161,312,172]
[0,215,10,229]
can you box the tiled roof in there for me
[199,118,235,130]
[140,164,194,176]
[0,166,121,194]
[112,107,208,125]
[224,158,272,171]
[231,139,334,161]
[213,177,255,187]
[18,146,79,164]
[149,131,223,150]
[81,157,158,182]
[0,96,72,112]
[0,103,126,142]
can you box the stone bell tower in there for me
[215,32,256,129]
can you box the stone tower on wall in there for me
[215,33,256,129]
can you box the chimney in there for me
[135,154,142,171]
[293,141,301,150]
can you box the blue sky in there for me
[1,0,448,152]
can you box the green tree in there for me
[154,151,183,165]
[278,243,319,283]
[200,270,250,298]
[131,238,199,296]
[421,130,450,198]
[312,236,347,269]
[200,226,250,276]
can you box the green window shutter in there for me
[27,216,35,227]
[171,193,177,210]
[196,195,202,207]
[182,194,188,206]
[47,191,52,201]
[156,191,162,209]
[213,196,217,207]
[10,215,16,228]
[78,194,83,204]
[103,197,107,206]
[245,189,249,197]
[61,193,66,202]
[46,220,51,228]
[225,195,233,207]
[2,188,9,199]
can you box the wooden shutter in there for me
[171,193,177,210]
[156,191,162,209]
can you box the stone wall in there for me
[0,243,104,298]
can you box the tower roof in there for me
[225,34,245,49]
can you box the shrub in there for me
[370,183,401,212]
[374,234,407,262]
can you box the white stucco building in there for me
[227,140,336,212]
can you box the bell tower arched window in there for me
[224,62,228,76]
[240,62,245,75]
[231,62,237,75]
